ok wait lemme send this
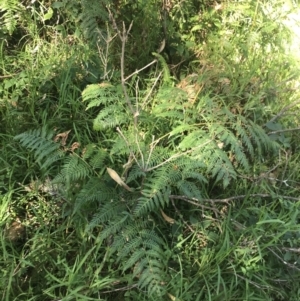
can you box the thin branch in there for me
[116,127,141,168]
[281,247,300,254]
[96,26,117,81]
[0,73,18,79]
[268,127,300,135]
[142,71,163,108]
[135,131,145,169]
[170,195,220,215]
[279,149,290,190]
[268,247,300,272]
[145,136,156,170]
[235,274,271,289]
[124,59,158,82]
[145,139,212,172]
[108,9,135,118]
[170,193,300,205]
[120,21,135,115]
[267,99,300,123]
[133,79,145,166]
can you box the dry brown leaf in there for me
[106,167,132,192]
[160,209,175,224]
[54,130,71,146]
[70,142,80,152]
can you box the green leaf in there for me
[265,121,282,131]
[52,2,65,9]
[43,7,53,21]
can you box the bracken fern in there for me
[14,65,278,297]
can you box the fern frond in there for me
[174,156,206,171]
[82,82,131,131]
[126,165,147,183]
[118,237,146,260]
[168,123,197,137]
[80,0,110,42]
[134,186,170,216]
[81,17,100,42]
[54,155,91,184]
[116,226,168,296]
[177,130,208,151]
[152,52,171,84]
[208,122,250,171]
[82,83,121,109]
[40,149,65,170]
[74,178,118,213]
[88,148,108,169]
[145,146,170,170]
[152,87,188,123]
[99,212,131,241]
[176,180,203,198]
[213,160,236,187]
[230,141,249,170]
[110,135,132,156]
[150,167,173,188]
[110,221,149,252]
[125,249,147,273]
[154,110,185,120]
[81,144,97,160]
[203,147,237,187]
[139,265,167,296]
[228,117,253,156]
[0,0,22,35]
[181,170,207,183]
[248,120,277,154]
[86,201,128,232]
[14,127,63,169]
[93,105,129,130]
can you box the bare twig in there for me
[235,274,271,289]
[170,195,220,216]
[120,22,135,115]
[96,26,117,81]
[268,127,300,135]
[281,247,300,254]
[116,127,141,168]
[108,9,135,118]
[145,139,213,172]
[170,193,300,205]
[267,99,300,124]
[145,136,156,170]
[142,71,163,108]
[0,74,18,79]
[268,247,300,272]
[124,59,158,82]
[279,149,290,189]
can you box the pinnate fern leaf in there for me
[82,83,122,109]
[14,127,63,169]
[134,186,171,216]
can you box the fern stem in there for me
[116,127,141,168]
[146,139,212,172]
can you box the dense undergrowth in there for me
[1,0,300,300]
